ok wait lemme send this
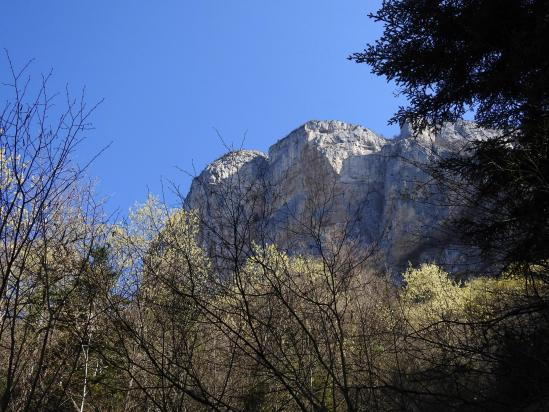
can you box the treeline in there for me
[2,188,548,411]
[1,63,549,410]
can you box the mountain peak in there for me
[185,119,493,274]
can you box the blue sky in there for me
[2,0,403,215]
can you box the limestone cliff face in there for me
[185,120,498,273]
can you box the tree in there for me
[0,55,114,411]
[349,3,549,409]
[350,0,549,269]
[393,263,549,410]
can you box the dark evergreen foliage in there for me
[350,0,549,268]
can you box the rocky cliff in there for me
[185,120,498,274]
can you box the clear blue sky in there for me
[2,0,403,215]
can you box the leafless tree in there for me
[0,54,108,411]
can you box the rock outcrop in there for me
[185,120,499,274]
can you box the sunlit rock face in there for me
[185,120,498,274]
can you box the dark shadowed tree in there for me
[350,0,549,270]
